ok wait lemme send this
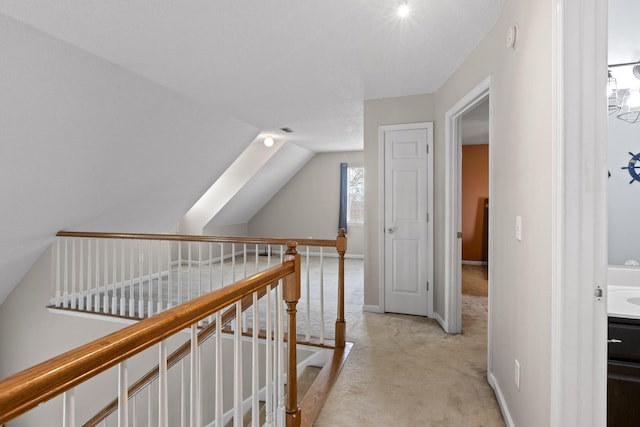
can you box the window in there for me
[347,166,365,224]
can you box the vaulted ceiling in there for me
[0,1,504,305]
[0,0,504,151]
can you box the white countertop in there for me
[608,285,640,319]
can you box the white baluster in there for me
[132,395,137,427]
[118,361,128,427]
[121,240,126,317]
[276,281,285,425]
[305,245,310,342]
[265,285,274,427]
[138,241,144,318]
[112,240,118,315]
[71,240,76,310]
[55,241,61,307]
[78,240,84,310]
[87,240,92,311]
[63,240,69,309]
[252,292,259,427]
[159,340,168,427]
[219,243,224,288]
[129,241,135,316]
[320,247,325,344]
[231,243,236,284]
[148,240,153,317]
[157,241,163,314]
[148,385,152,427]
[181,359,187,427]
[198,242,203,299]
[255,244,259,274]
[104,240,109,314]
[208,242,213,294]
[167,242,173,309]
[188,242,193,302]
[215,311,223,427]
[178,242,183,306]
[242,243,248,334]
[94,240,100,313]
[234,301,243,427]
[190,324,200,427]
[63,388,75,427]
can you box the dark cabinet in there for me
[608,317,640,427]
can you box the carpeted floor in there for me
[314,263,504,426]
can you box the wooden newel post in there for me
[335,228,347,348]
[283,242,301,427]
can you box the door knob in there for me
[387,227,396,234]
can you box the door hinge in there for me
[426,281,429,291]
[427,213,429,222]
[427,144,429,154]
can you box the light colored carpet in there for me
[462,264,489,297]
[314,265,505,426]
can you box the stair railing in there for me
[51,230,347,348]
[0,242,302,427]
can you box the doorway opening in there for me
[442,77,492,340]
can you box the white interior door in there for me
[382,124,433,316]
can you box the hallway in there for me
[315,263,504,426]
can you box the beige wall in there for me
[362,94,436,306]
[249,151,364,256]
[364,0,553,424]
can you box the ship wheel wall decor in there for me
[622,151,640,184]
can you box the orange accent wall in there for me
[461,144,489,262]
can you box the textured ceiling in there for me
[0,0,504,152]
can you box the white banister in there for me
[167,242,173,309]
[305,245,310,342]
[120,240,126,317]
[147,240,153,317]
[118,361,128,427]
[265,284,274,427]
[87,240,92,311]
[181,359,187,427]
[63,240,69,309]
[157,241,162,315]
[94,240,100,313]
[159,340,168,427]
[276,281,285,425]
[233,301,243,427]
[215,311,223,427]
[63,388,75,427]
[319,247,325,344]
[178,243,183,307]
[190,324,200,427]
[251,291,259,427]
[112,240,117,316]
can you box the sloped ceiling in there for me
[0,1,504,304]
[0,0,504,151]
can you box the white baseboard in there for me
[462,260,488,266]
[488,372,515,427]
[434,311,449,332]
[362,304,383,313]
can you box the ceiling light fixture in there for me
[398,1,410,18]
[264,135,274,147]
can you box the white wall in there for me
[364,0,554,424]
[0,14,258,305]
[248,151,364,256]
[608,117,640,265]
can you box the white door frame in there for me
[550,0,608,425]
[378,122,434,316]
[443,77,492,335]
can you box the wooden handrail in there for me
[83,288,267,426]
[57,230,338,248]
[0,250,297,425]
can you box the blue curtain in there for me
[339,163,348,233]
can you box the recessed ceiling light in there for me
[264,136,274,147]
[398,1,410,18]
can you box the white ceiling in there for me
[0,0,504,152]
